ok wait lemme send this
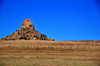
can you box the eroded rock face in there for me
[21,18,34,29]
[1,18,54,41]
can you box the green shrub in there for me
[6,35,10,37]
[18,31,20,35]
[25,31,30,34]
[33,35,35,37]
[52,39,55,41]
[1,38,3,40]
[11,39,16,40]
[43,37,47,40]
[27,37,30,40]
[41,35,43,38]
[19,36,27,40]
[16,30,19,31]
[19,37,23,39]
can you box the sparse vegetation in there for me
[22,28,29,31]
[0,40,100,50]
[18,30,20,35]
[40,35,43,38]
[16,30,19,31]
[42,34,47,37]
[25,31,30,34]
[0,40,100,66]
[31,31,33,33]
[43,37,47,40]
[33,35,35,37]
[11,39,16,40]
[1,27,53,41]
[52,39,55,41]
[11,32,15,35]
[35,35,39,39]
[27,37,30,40]
[6,35,10,37]
[26,35,29,37]
[19,36,27,40]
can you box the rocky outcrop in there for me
[21,18,34,29]
[1,18,54,41]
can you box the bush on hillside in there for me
[27,37,30,40]
[43,37,47,40]
[19,36,27,40]
[33,35,35,37]
[52,39,55,41]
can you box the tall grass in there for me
[0,40,100,50]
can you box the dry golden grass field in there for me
[0,40,100,66]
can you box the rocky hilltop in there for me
[1,18,54,41]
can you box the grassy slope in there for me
[0,40,100,66]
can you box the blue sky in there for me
[0,0,100,41]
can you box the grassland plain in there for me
[0,40,100,66]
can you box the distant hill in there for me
[1,18,54,41]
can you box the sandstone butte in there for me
[1,18,54,41]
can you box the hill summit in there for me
[1,18,54,41]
